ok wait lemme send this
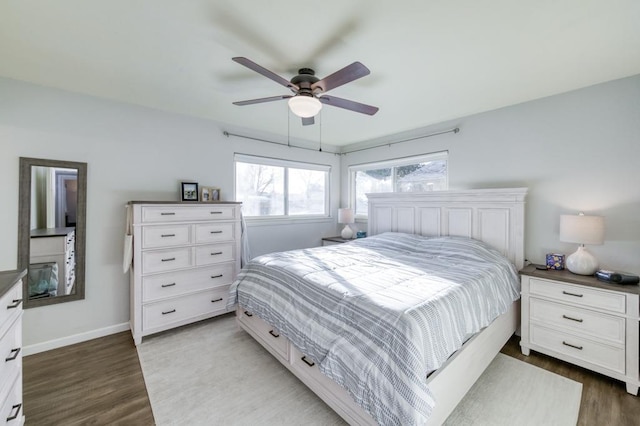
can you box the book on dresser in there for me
[127,201,242,345]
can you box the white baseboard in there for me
[23,322,131,356]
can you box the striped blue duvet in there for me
[227,232,520,425]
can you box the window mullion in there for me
[283,167,289,216]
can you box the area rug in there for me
[137,315,582,425]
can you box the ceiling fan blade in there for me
[232,57,299,91]
[233,95,293,106]
[311,62,370,93]
[301,116,315,126]
[319,95,378,115]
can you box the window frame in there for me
[348,151,448,218]
[234,153,331,222]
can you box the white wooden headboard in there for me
[367,188,528,269]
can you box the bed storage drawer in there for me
[237,310,288,360]
[142,288,229,331]
[290,346,352,405]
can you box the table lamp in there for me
[338,208,354,239]
[559,213,605,275]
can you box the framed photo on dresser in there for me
[181,182,199,201]
[200,186,220,202]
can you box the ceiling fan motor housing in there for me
[291,69,320,94]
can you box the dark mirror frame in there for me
[18,157,87,308]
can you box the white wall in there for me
[341,75,640,275]
[0,78,341,350]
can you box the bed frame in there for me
[237,188,528,425]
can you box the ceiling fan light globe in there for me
[288,96,322,118]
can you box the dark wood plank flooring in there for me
[22,331,154,425]
[23,331,638,425]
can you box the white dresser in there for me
[30,228,76,296]
[520,265,640,395]
[0,270,25,425]
[129,202,242,345]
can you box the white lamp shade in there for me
[288,95,322,118]
[559,214,604,245]
[338,208,354,224]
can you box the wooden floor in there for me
[22,332,638,425]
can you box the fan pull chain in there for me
[287,104,291,148]
[318,111,322,152]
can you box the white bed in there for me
[232,188,527,425]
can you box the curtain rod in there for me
[222,131,339,155]
[340,127,460,155]
[223,126,459,156]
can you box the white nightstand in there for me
[520,264,639,395]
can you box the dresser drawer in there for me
[195,223,235,244]
[0,286,22,338]
[530,298,625,344]
[0,317,21,398]
[529,278,626,314]
[238,309,288,360]
[530,324,625,374]
[0,371,22,425]
[142,247,192,274]
[142,264,235,302]
[141,206,236,223]
[143,288,230,331]
[142,224,191,249]
[195,243,234,266]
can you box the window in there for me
[349,152,448,216]
[235,154,330,218]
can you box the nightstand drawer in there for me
[529,278,626,314]
[530,298,625,344]
[530,324,625,374]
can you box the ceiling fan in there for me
[232,57,379,126]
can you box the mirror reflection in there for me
[18,157,87,308]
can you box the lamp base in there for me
[341,225,353,239]
[566,246,598,275]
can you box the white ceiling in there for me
[1,1,639,146]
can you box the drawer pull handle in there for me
[210,230,223,234]
[162,309,176,315]
[301,356,315,367]
[243,311,253,317]
[211,298,223,303]
[211,274,223,279]
[210,251,223,256]
[562,315,583,323]
[210,211,223,215]
[7,299,23,309]
[161,257,176,262]
[161,234,176,237]
[161,283,176,288]
[562,341,583,350]
[562,291,583,298]
[269,330,280,338]
[160,212,176,216]
[6,403,22,421]
[5,347,21,362]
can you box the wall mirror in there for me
[18,157,87,308]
